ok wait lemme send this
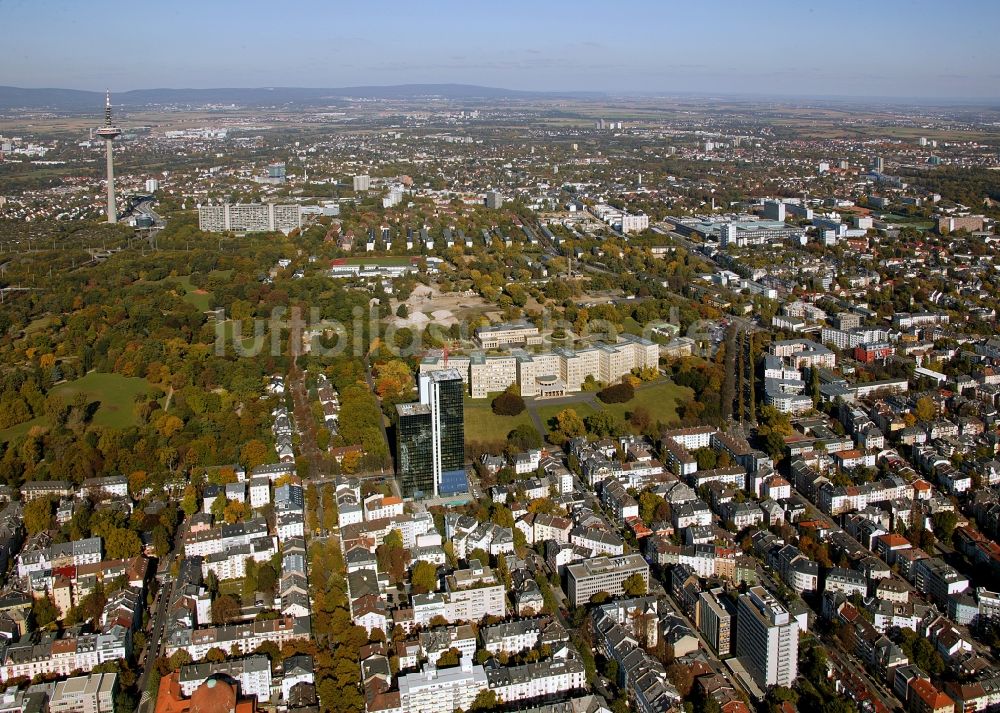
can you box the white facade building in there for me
[735,586,799,689]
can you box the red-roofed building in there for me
[626,516,653,540]
[368,690,401,713]
[833,450,865,470]
[910,678,955,713]
[798,520,834,540]
[873,533,912,564]
[944,681,987,713]
[855,344,895,364]
[155,673,256,713]
[837,668,890,713]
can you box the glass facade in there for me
[397,369,468,499]
[396,404,433,499]
[434,373,467,496]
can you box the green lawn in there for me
[464,378,690,443]
[621,316,645,337]
[143,272,222,311]
[600,379,691,424]
[215,319,267,352]
[217,579,244,600]
[173,275,213,311]
[0,419,39,444]
[533,379,690,435]
[24,316,56,335]
[0,372,158,442]
[464,398,534,443]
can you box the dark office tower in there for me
[396,403,434,499]
[419,368,468,497]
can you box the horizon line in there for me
[1,83,999,106]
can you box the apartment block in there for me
[735,586,799,689]
[444,560,506,622]
[397,661,488,713]
[48,673,117,713]
[565,554,649,607]
[420,335,658,399]
[474,320,543,349]
[697,587,735,657]
[179,655,272,701]
[197,202,302,234]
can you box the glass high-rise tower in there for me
[396,368,467,499]
[420,369,467,496]
[396,403,434,499]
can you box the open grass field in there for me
[532,378,690,435]
[217,579,245,600]
[24,316,56,336]
[464,398,534,443]
[173,275,213,311]
[535,401,599,432]
[141,271,229,312]
[621,316,645,337]
[0,372,157,443]
[601,379,691,424]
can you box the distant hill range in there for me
[0,84,603,111]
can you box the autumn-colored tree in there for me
[212,594,241,624]
[156,414,185,438]
[209,466,238,486]
[914,396,937,423]
[341,449,362,474]
[105,527,143,559]
[554,408,585,439]
[376,529,407,584]
[168,650,192,671]
[469,689,500,712]
[666,662,694,697]
[629,406,652,434]
[32,595,60,628]
[240,440,270,469]
[181,484,200,516]
[204,647,227,663]
[223,499,251,524]
[211,495,228,522]
[622,573,647,596]
[23,497,55,535]
[490,503,515,529]
[411,561,438,594]
[527,498,558,515]
[128,470,149,497]
[639,492,668,524]
[374,360,414,401]
[435,647,462,668]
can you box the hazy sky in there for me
[3,0,999,99]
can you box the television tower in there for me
[95,90,122,224]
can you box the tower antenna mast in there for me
[95,90,122,224]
